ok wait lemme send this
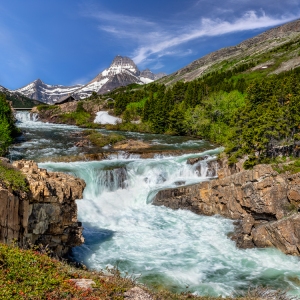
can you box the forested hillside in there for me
[107,61,300,167]
[0,94,20,155]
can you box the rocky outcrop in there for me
[153,161,300,256]
[0,160,85,257]
[113,139,151,150]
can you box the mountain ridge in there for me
[159,18,300,85]
[14,56,166,104]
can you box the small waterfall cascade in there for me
[15,111,39,123]
[39,152,300,297]
[96,167,129,192]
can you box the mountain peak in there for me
[106,56,139,76]
[34,78,43,84]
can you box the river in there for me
[11,111,300,297]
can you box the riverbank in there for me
[2,243,295,300]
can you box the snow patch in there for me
[139,77,154,84]
[79,78,109,94]
[94,111,122,125]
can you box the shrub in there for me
[0,161,28,192]
[83,130,126,147]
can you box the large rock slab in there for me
[153,161,300,255]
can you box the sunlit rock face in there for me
[0,160,85,257]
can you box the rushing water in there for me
[11,112,300,297]
[11,112,213,161]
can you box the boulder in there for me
[153,161,300,256]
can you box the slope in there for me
[0,86,43,108]
[159,19,300,85]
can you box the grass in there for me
[83,130,126,147]
[60,111,92,126]
[0,243,296,300]
[126,97,147,110]
[271,158,300,174]
[36,104,58,111]
[105,121,152,133]
[0,161,28,192]
[0,243,135,300]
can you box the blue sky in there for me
[0,0,300,90]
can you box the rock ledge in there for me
[153,160,300,255]
[0,160,85,257]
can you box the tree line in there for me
[108,64,300,167]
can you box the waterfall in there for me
[40,152,300,297]
[15,111,39,123]
[96,167,128,191]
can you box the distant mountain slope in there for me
[159,19,300,85]
[14,56,167,104]
[0,85,43,108]
[15,79,83,104]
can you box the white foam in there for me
[39,153,300,297]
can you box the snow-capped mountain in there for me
[74,56,166,97]
[15,79,83,104]
[14,56,166,103]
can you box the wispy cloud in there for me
[132,11,296,64]
[86,5,298,65]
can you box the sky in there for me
[0,0,300,90]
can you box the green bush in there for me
[36,104,57,111]
[83,130,126,147]
[60,111,91,126]
[0,161,28,192]
[0,94,20,155]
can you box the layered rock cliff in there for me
[0,160,85,256]
[153,160,300,256]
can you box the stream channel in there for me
[10,111,300,297]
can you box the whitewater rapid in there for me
[40,156,300,297]
[13,111,300,297]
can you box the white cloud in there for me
[87,6,298,65]
[132,11,296,64]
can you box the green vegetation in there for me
[36,104,58,111]
[83,130,126,147]
[60,102,93,126]
[0,93,20,156]
[4,93,42,109]
[272,158,300,174]
[0,243,136,300]
[0,161,28,192]
[226,69,300,166]
[104,39,300,167]
[0,243,293,300]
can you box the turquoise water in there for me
[12,112,300,297]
